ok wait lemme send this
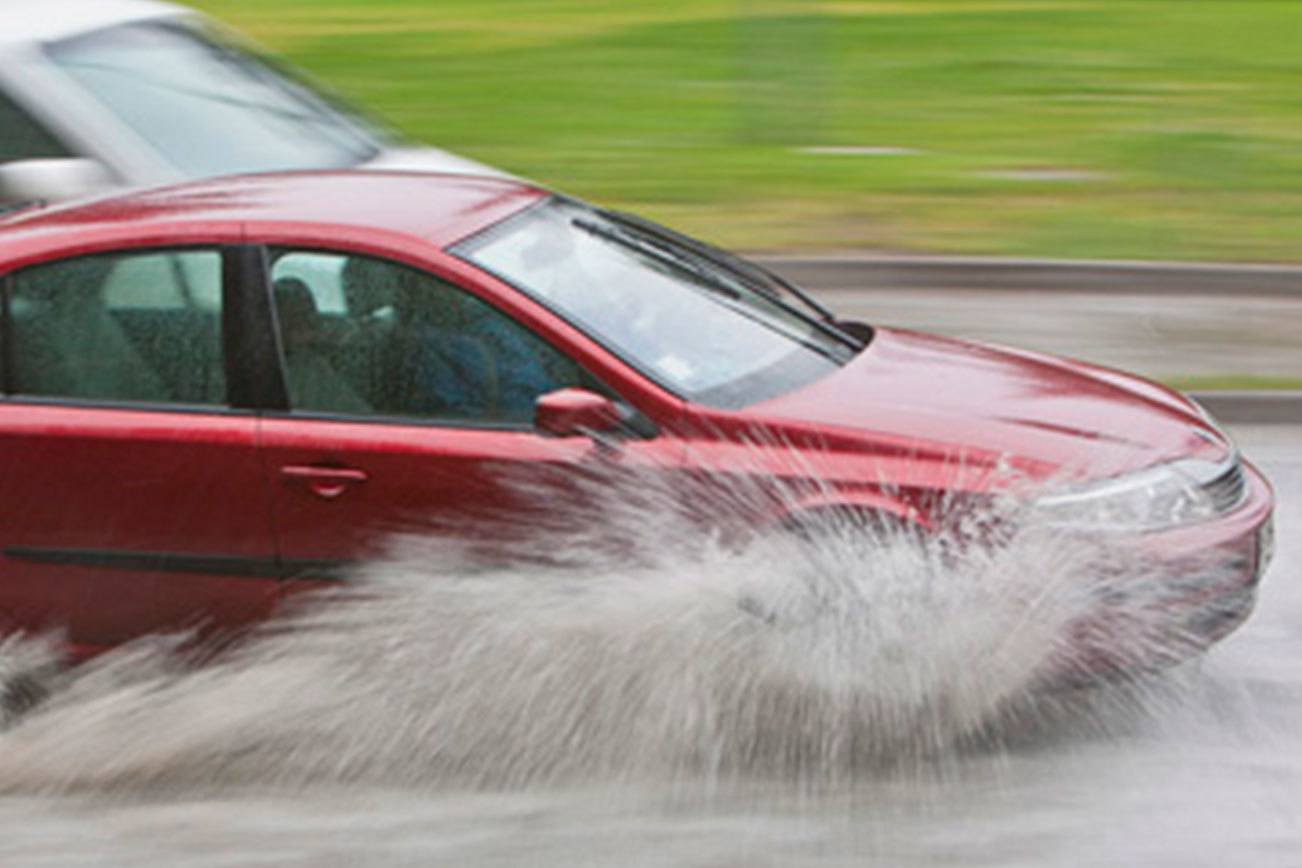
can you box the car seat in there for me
[11,259,168,403]
[274,277,371,415]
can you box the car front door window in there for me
[268,249,592,425]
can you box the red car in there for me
[0,172,1274,677]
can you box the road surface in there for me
[818,287,1302,383]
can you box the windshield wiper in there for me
[599,208,839,323]
[594,209,863,352]
[572,218,741,300]
[572,217,845,362]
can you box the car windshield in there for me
[46,21,382,177]
[456,199,856,409]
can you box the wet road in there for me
[0,426,1293,867]
[820,289,1302,382]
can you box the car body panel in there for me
[741,327,1229,481]
[0,172,544,252]
[259,417,686,569]
[0,403,280,652]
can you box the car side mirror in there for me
[0,158,114,204]
[535,388,623,438]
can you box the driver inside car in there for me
[340,256,564,423]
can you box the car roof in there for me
[0,170,549,250]
[0,0,190,46]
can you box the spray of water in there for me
[0,441,1234,795]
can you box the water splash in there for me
[0,445,1234,795]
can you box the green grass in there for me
[1165,375,1302,392]
[193,0,1302,260]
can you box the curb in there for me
[1189,391,1302,426]
[755,254,1302,296]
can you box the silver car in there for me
[0,0,497,205]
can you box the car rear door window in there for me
[268,249,592,425]
[0,91,70,163]
[7,250,226,405]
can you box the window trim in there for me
[256,244,657,438]
[226,244,287,411]
[0,394,265,418]
[258,407,558,434]
[0,243,246,415]
[0,271,11,395]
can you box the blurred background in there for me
[194,0,1302,263]
[167,0,1301,396]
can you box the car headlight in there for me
[1032,455,1240,532]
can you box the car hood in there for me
[748,327,1229,482]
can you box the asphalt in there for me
[1187,392,1301,426]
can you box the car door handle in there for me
[280,465,368,499]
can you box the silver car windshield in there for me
[458,199,854,409]
[46,22,382,177]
